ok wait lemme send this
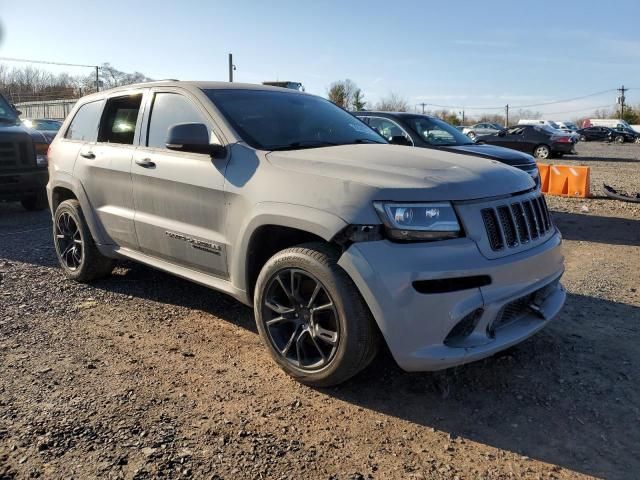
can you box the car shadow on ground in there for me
[329,291,639,479]
[87,261,638,479]
[570,155,640,163]
[550,209,640,246]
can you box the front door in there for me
[131,90,229,277]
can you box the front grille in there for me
[481,194,553,251]
[0,141,30,169]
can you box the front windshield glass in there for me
[547,121,561,129]
[204,89,386,150]
[0,95,19,123]
[405,116,474,146]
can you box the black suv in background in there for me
[354,111,540,184]
[0,93,50,210]
[576,126,614,142]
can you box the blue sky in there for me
[1,0,640,117]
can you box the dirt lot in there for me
[1,142,639,479]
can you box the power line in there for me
[415,88,619,111]
[0,56,97,68]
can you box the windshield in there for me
[27,119,62,131]
[405,116,474,146]
[547,121,561,129]
[204,89,386,150]
[0,95,19,123]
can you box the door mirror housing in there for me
[388,135,411,146]
[166,123,226,158]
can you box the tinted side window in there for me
[64,100,104,141]
[98,94,143,145]
[147,93,207,149]
[368,117,412,144]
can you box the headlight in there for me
[34,143,49,167]
[374,202,462,241]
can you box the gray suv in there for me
[47,82,565,386]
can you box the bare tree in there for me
[327,79,360,109]
[375,92,409,112]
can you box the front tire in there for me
[254,243,380,387]
[615,135,625,144]
[21,189,48,211]
[579,135,587,142]
[467,131,477,140]
[534,144,551,159]
[53,199,115,282]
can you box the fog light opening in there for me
[444,308,484,346]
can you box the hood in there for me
[442,144,535,166]
[267,144,535,201]
[0,123,49,144]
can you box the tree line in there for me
[0,63,153,103]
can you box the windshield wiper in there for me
[269,140,340,151]
[350,138,386,145]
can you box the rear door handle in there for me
[80,151,95,159]
[135,158,156,168]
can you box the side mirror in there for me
[497,130,506,137]
[166,123,226,158]
[388,135,411,146]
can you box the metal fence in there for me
[14,98,78,120]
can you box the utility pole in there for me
[461,109,465,125]
[617,85,627,120]
[505,104,510,126]
[95,66,99,92]
[419,102,426,114]
[228,53,237,82]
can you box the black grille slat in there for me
[538,196,552,231]
[481,208,504,250]
[511,203,530,243]
[523,201,539,239]
[497,206,518,247]
[483,195,554,251]
[531,199,546,234]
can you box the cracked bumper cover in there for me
[337,231,565,371]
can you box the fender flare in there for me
[48,173,112,246]
[230,202,349,298]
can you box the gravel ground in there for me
[1,145,639,479]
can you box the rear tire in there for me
[467,132,477,140]
[21,189,48,211]
[615,135,625,144]
[534,144,551,159]
[53,199,115,282]
[579,135,587,142]
[254,242,380,387]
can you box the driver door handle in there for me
[135,158,156,168]
[80,151,95,159]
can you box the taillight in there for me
[553,136,571,143]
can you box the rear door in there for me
[131,88,229,277]
[72,92,144,249]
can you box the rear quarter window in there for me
[64,100,105,141]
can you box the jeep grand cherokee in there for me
[47,82,565,386]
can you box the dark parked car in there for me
[576,126,613,142]
[0,93,50,210]
[611,126,640,144]
[22,118,63,142]
[354,111,540,184]
[476,125,576,159]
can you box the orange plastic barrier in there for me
[537,163,550,192]
[537,163,590,198]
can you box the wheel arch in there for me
[231,203,349,303]
[48,173,111,246]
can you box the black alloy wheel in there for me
[261,268,340,371]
